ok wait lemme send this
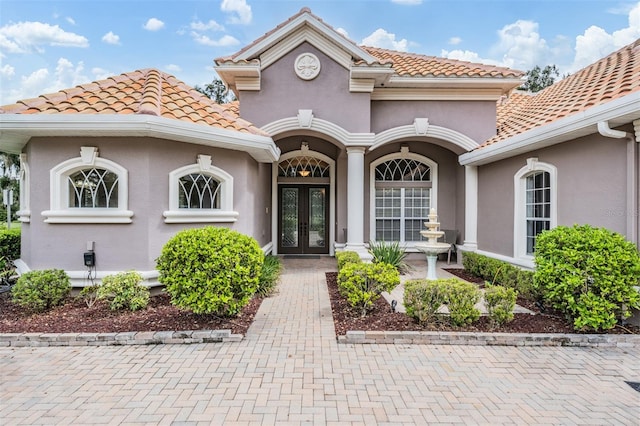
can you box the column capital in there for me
[346,146,367,154]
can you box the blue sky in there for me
[1,0,639,105]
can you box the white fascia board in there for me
[234,12,379,65]
[0,114,280,163]
[385,76,523,92]
[460,91,640,166]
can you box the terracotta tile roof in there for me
[361,46,524,79]
[485,38,640,148]
[0,69,266,136]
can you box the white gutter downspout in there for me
[598,121,637,245]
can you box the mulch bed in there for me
[326,271,639,335]
[1,269,638,336]
[0,291,262,335]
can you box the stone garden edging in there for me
[0,330,242,347]
[338,330,640,348]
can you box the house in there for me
[0,8,639,286]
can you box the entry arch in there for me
[271,147,336,255]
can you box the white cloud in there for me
[65,17,76,25]
[391,0,422,4]
[362,28,408,51]
[0,21,88,54]
[190,19,224,32]
[191,32,240,47]
[0,64,15,77]
[221,0,252,25]
[166,64,182,72]
[441,49,499,66]
[336,27,350,39]
[570,2,640,72]
[91,67,112,81]
[448,37,462,45]
[492,20,548,70]
[143,18,165,31]
[101,31,120,45]
[3,58,89,103]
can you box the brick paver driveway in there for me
[1,257,639,425]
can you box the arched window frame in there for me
[17,153,30,223]
[514,158,557,264]
[163,154,238,223]
[42,147,132,224]
[369,149,438,247]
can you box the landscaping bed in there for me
[0,291,262,335]
[326,272,639,335]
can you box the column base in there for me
[343,243,373,261]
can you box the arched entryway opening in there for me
[271,142,336,255]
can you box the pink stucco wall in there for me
[22,137,269,272]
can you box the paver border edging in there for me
[338,330,640,348]
[0,330,242,347]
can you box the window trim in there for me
[513,158,557,263]
[369,150,438,247]
[17,153,30,223]
[42,147,133,224]
[163,154,238,223]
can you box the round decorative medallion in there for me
[294,53,321,80]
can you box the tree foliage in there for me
[194,78,236,104]
[0,152,19,224]
[519,65,560,92]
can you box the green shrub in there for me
[156,227,263,316]
[97,271,149,311]
[256,255,282,297]
[337,262,400,316]
[484,284,517,327]
[446,279,481,326]
[0,227,20,262]
[78,285,99,308]
[462,251,537,299]
[404,279,447,324]
[11,269,70,312]
[534,224,640,331]
[368,240,409,273]
[335,251,361,269]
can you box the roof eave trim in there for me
[0,114,280,163]
[459,91,640,166]
[233,12,379,65]
[386,76,523,90]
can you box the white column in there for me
[463,165,478,250]
[344,147,371,259]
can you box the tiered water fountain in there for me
[415,208,451,280]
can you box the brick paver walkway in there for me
[1,257,639,425]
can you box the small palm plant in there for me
[368,240,410,274]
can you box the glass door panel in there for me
[308,188,326,249]
[281,187,299,249]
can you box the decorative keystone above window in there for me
[294,53,321,80]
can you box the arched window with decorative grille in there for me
[43,147,132,223]
[163,154,238,223]
[370,152,437,244]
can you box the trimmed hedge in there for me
[337,261,399,317]
[11,269,70,312]
[0,227,20,263]
[335,251,362,269]
[462,251,536,299]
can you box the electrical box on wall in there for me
[84,251,95,267]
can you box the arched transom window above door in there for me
[278,155,330,178]
[371,153,438,244]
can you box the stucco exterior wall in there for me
[477,132,629,257]
[371,100,496,145]
[23,137,266,273]
[238,42,371,133]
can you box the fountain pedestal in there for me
[415,208,450,280]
